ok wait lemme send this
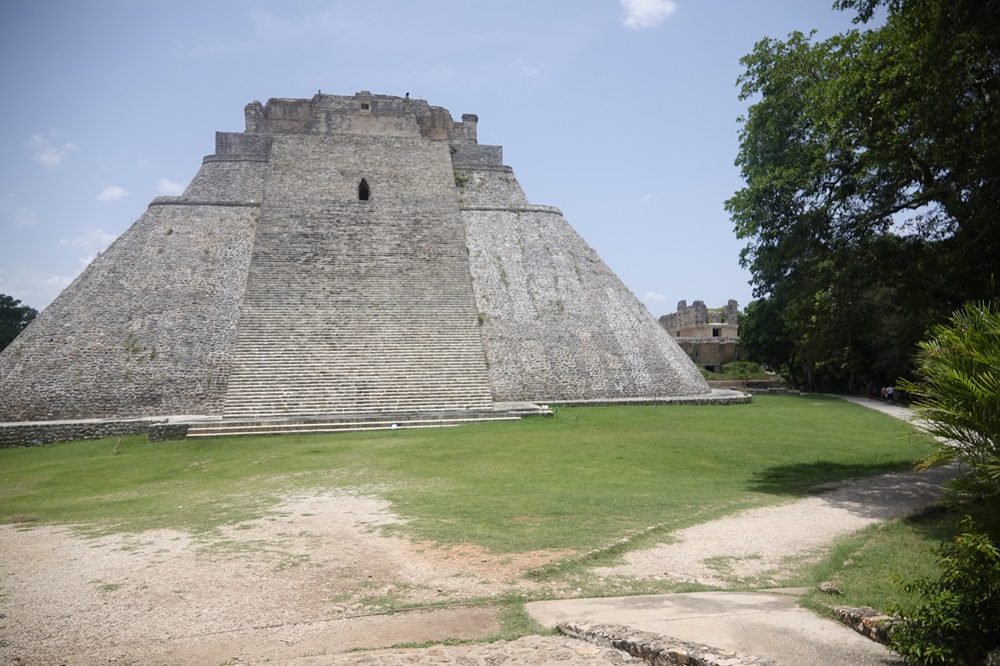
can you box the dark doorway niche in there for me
[358,178,370,201]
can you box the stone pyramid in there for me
[0,91,711,426]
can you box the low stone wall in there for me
[677,338,741,372]
[706,380,797,395]
[559,622,771,666]
[148,423,192,442]
[833,606,898,645]
[833,605,1000,664]
[0,419,191,447]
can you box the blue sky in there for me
[0,1,866,315]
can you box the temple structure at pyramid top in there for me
[0,91,736,440]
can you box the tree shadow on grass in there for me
[899,504,960,543]
[748,461,960,521]
[748,461,916,496]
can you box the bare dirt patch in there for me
[0,489,568,665]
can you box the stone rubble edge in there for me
[558,621,773,666]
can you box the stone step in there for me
[227,342,487,349]
[234,310,476,315]
[222,391,492,400]
[222,387,493,399]
[223,376,491,386]
[220,392,493,404]
[228,353,485,360]
[221,404,494,419]
[221,392,491,404]
[227,350,487,357]
[229,339,483,345]
[225,366,489,375]
[224,358,491,369]
[222,392,490,401]
[187,414,520,437]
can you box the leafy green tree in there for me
[739,297,798,384]
[899,301,1000,506]
[0,294,38,351]
[726,0,1000,391]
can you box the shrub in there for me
[898,301,1000,506]
[890,518,1000,665]
[721,361,768,379]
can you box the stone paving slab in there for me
[526,592,905,666]
[258,635,640,664]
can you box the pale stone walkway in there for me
[270,635,640,665]
[838,394,917,422]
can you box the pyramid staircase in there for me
[219,171,496,424]
[184,410,530,438]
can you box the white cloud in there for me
[97,185,128,202]
[11,208,38,226]
[509,57,544,78]
[57,229,116,279]
[247,7,346,40]
[1,195,39,227]
[156,178,185,195]
[29,130,80,168]
[44,274,74,288]
[642,291,669,310]
[0,264,76,311]
[59,228,117,252]
[620,0,677,29]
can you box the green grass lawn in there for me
[0,395,935,555]
[797,507,958,615]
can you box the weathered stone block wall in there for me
[678,339,742,371]
[0,419,191,447]
[181,161,267,202]
[452,143,503,167]
[454,166,527,207]
[661,299,740,336]
[250,93,455,140]
[213,132,271,160]
[450,113,504,166]
[0,204,258,420]
[462,169,709,401]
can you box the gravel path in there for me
[593,464,954,587]
[595,397,953,587]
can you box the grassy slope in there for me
[796,508,957,615]
[0,395,934,554]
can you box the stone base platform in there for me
[547,389,752,407]
[0,404,554,446]
[184,405,551,438]
[0,392,750,447]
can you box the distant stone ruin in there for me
[0,91,733,437]
[659,300,741,372]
